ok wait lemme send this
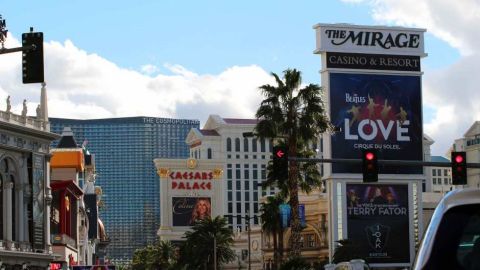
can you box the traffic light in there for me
[362,149,378,182]
[272,145,288,179]
[451,151,467,185]
[22,31,44,84]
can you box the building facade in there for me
[185,115,277,231]
[0,90,58,269]
[154,158,224,241]
[49,117,199,262]
[451,121,480,188]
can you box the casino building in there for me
[0,84,59,269]
[185,115,277,231]
[49,117,199,263]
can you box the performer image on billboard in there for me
[189,198,211,225]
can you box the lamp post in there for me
[224,212,257,270]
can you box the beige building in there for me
[154,158,225,241]
[450,121,480,188]
[0,84,58,269]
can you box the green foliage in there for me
[178,216,236,269]
[255,68,330,196]
[260,195,285,269]
[131,240,177,270]
[254,68,331,255]
[279,256,312,270]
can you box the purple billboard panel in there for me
[172,197,211,226]
[346,184,410,264]
[329,73,422,174]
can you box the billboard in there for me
[346,183,410,264]
[330,73,422,174]
[172,197,211,226]
[313,24,426,56]
[32,153,45,249]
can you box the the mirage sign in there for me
[330,73,423,174]
[314,24,425,56]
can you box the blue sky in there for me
[0,0,476,155]
[3,0,457,82]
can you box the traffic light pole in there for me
[292,157,480,168]
[0,44,36,55]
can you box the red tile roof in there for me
[200,129,220,136]
[223,118,258,125]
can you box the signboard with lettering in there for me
[314,24,425,56]
[172,197,211,226]
[326,52,420,71]
[32,153,45,250]
[329,73,422,174]
[346,183,410,264]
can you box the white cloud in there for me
[140,64,160,75]
[341,0,480,155]
[0,36,274,127]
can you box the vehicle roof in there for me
[414,188,480,270]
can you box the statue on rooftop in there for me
[6,95,11,113]
[21,99,27,117]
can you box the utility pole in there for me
[247,210,251,270]
[213,234,217,270]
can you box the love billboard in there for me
[329,73,422,174]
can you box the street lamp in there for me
[225,211,257,270]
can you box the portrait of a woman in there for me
[189,198,211,225]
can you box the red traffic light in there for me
[455,154,464,163]
[275,149,285,158]
[365,152,375,161]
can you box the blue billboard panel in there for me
[329,73,422,174]
[346,183,410,264]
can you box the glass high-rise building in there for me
[49,116,200,262]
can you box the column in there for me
[5,181,12,241]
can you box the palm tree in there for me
[131,240,177,270]
[255,68,330,256]
[180,216,236,269]
[260,195,285,269]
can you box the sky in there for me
[0,0,478,156]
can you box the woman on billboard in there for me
[189,198,211,225]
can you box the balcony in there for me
[51,233,77,249]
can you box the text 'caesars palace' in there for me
[50,114,284,263]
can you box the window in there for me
[228,203,232,213]
[444,178,448,185]
[236,181,241,190]
[228,180,232,190]
[433,169,437,176]
[421,204,480,270]
[236,164,241,179]
[260,138,266,152]
[243,138,249,152]
[236,203,241,213]
[244,164,250,180]
[207,148,212,159]
[228,192,232,200]
[226,138,232,152]
[252,139,257,152]
[227,164,232,180]
[245,180,250,190]
[245,192,250,201]
[433,178,437,185]
[235,138,241,152]
[261,164,266,180]
[444,169,449,177]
